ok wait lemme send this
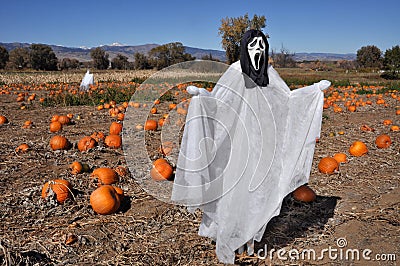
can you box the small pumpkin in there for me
[49,121,63,133]
[58,115,71,125]
[16,143,30,153]
[0,115,8,124]
[390,125,399,132]
[333,153,347,164]
[49,135,70,151]
[349,141,368,157]
[150,107,157,114]
[318,157,339,174]
[383,119,393,126]
[50,115,59,123]
[90,167,119,185]
[22,120,33,129]
[375,134,392,149]
[144,120,158,131]
[150,162,173,181]
[70,161,83,175]
[176,107,187,115]
[42,179,73,204]
[77,136,97,152]
[169,103,177,110]
[109,121,123,135]
[105,134,122,149]
[90,185,120,215]
[292,185,316,203]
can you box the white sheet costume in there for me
[171,30,330,264]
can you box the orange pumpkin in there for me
[70,161,83,175]
[169,103,177,110]
[42,179,73,204]
[58,115,71,125]
[347,105,356,112]
[176,107,187,115]
[109,122,123,135]
[113,186,124,202]
[150,107,157,114]
[318,157,339,174]
[0,115,8,124]
[144,120,158,131]
[375,134,391,149]
[333,153,347,164]
[90,167,119,185]
[150,162,173,181]
[390,125,399,132]
[383,119,393,126]
[77,136,97,152]
[50,115,59,123]
[292,185,316,203]
[90,185,120,215]
[105,134,122,149]
[49,121,62,133]
[16,143,30,153]
[49,135,70,150]
[349,141,368,157]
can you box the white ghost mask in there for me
[247,36,265,71]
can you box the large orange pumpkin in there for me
[293,185,316,203]
[90,185,120,215]
[109,122,123,135]
[375,134,391,149]
[49,135,70,150]
[349,141,368,157]
[49,121,62,133]
[90,167,119,185]
[318,157,339,174]
[105,134,122,149]
[144,120,158,131]
[150,162,173,181]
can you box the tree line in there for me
[0,42,195,71]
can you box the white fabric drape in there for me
[171,61,329,264]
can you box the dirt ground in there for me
[0,83,399,266]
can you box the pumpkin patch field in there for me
[0,70,399,265]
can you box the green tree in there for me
[111,54,130,69]
[90,47,110,70]
[134,52,150,69]
[59,58,80,70]
[356,45,382,69]
[382,45,400,79]
[218,13,266,64]
[30,44,58,70]
[148,42,194,70]
[0,46,9,69]
[7,47,30,69]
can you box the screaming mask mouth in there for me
[247,36,265,71]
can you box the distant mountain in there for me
[0,42,355,62]
[294,52,356,61]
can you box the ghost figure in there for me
[171,29,330,264]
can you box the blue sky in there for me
[1,0,399,54]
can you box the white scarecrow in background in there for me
[172,29,331,264]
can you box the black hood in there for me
[240,29,269,88]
